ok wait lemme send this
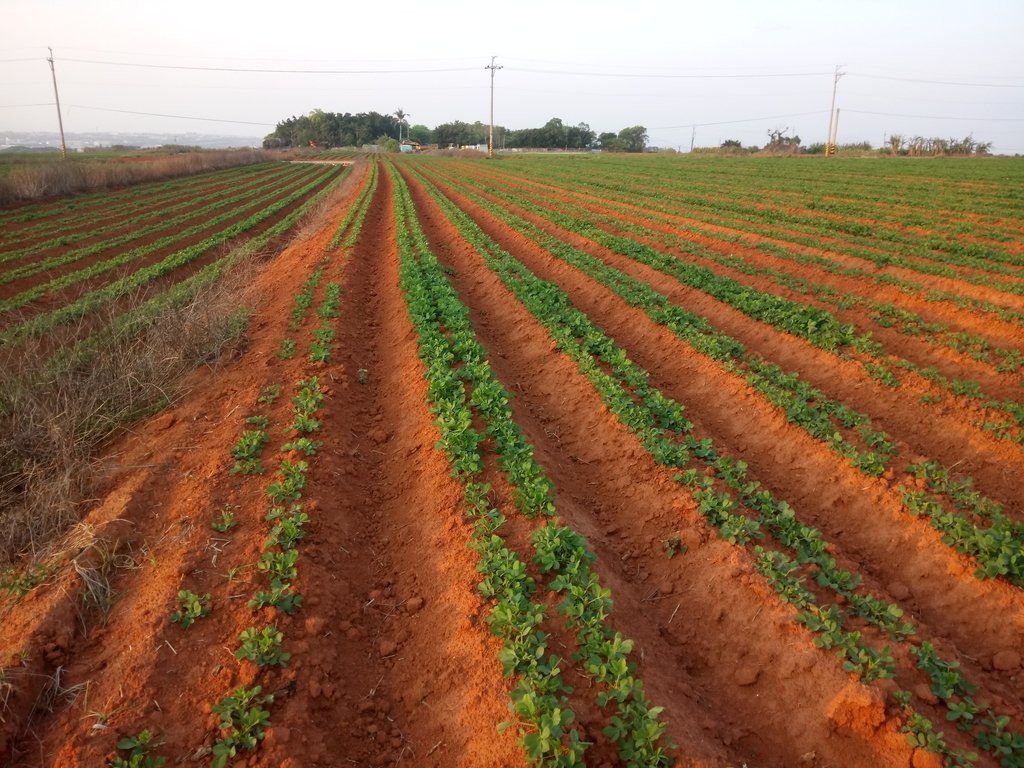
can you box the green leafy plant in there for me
[256,384,281,406]
[235,625,289,667]
[265,459,307,504]
[229,429,268,475]
[169,590,210,629]
[257,549,299,582]
[662,534,685,559]
[211,506,237,533]
[280,436,320,456]
[277,338,297,359]
[111,729,166,768]
[248,579,303,614]
[211,686,273,768]
[0,562,53,598]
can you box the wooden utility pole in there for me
[485,56,503,159]
[690,125,696,153]
[825,64,844,157]
[47,47,68,160]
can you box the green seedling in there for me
[357,368,368,385]
[0,562,53,598]
[256,384,281,406]
[265,506,309,550]
[280,437,320,456]
[170,590,210,629]
[235,625,289,667]
[211,686,273,768]
[277,339,297,359]
[662,534,686,559]
[111,729,166,768]
[257,549,299,582]
[248,579,303,614]
[211,506,237,533]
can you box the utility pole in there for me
[485,55,502,159]
[690,125,696,153]
[830,108,841,151]
[825,64,844,157]
[47,47,67,160]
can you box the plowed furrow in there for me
[401,165,917,768]
[423,165,1024,513]
[408,168,1024,716]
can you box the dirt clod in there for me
[993,650,1022,671]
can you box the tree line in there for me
[262,110,649,152]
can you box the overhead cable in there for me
[61,58,480,75]
[68,104,272,126]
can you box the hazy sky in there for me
[3,0,1023,152]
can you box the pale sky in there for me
[3,0,1023,152]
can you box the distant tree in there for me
[721,139,742,149]
[434,120,485,148]
[408,124,433,144]
[393,108,408,142]
[597,132,620,151]
[617,125,648,153]
[569,122,597,149]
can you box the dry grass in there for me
[0,149,276,206]
[0,258,259,567]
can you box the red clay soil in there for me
[421,164,1024,514]
[0,164,300,275]
[0,165,337,328]
[0,165,296,251]
[468,163,1024,314]
[0,161,518,768]
[1,156,1022,768]
[437,164,1024,401]
[400,165,1024,762]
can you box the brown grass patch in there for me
[0,149,277,206]
[0,258,259,566]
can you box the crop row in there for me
[0,163,303,269]
[414,162,1024,586]
[405,164,1024,768]
[505,157,1024,276]
[0,161,283,237]
[0,164,344,349]
[390,161,673,766]
[129,166,374,767]
[464,168,1023,374]
[435,162,1024,448]
[0,164,327,315]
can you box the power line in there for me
[849,72,1024,88]
[843,108,1024,122]
[509,67,832,79]
[0,103,55,108]
[61,58,479,75]
[651,110,828,130]
[0,57,41,63]
[68,104,273,126]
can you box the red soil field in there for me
[1,154,1022,768]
